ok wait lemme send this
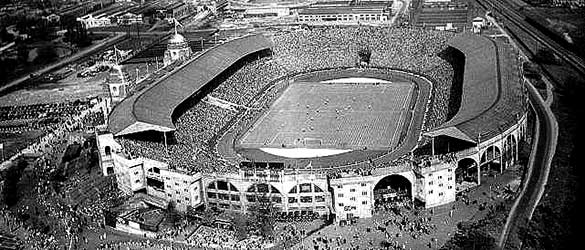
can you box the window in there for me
[300,183,312,193]
[438,176,443,180]
[448,186,453,189]
[361,183,367,187]
[350,197,356,201]
[315,196,325,202]
[338,203,344,207]
[271,197,282,203]
[218,193,229,201]
[429,181,433,185]
[167,194,172,197]
[231,194,240,201]
[337,185,343,189]
[288,197,297,203]
[246,195,256,202]
[439,192,444,196]
[134,171,139,175]
[448,177,452,181]
[439,183,443,187]
[166,185,171,189]
[300,196,312,203]
[175,191,180,194]
[185,197,189,201]
[207,192,216,199]
[177,200,181,204]
[428,190,433,194]
[362,191,367,195]
[338,193,344,198]
[350,188,356,192]
[362,201,367,205]
[135,179,140,183]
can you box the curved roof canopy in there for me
[108,34,273,136]
[425,33,523,143]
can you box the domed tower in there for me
[163,32,192,67]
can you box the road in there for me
[0,32,126,95]
[498,78,558,248]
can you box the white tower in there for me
[163,19,192,67]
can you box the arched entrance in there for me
[481,145,502,173]
[456,158,478,184]
[373,175,412,209]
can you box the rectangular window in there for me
[362,191,367,195]
[439,192,444,196]
[207,192,216,199]
[338,193,343,198]
[439,183,443,187]
[362,201,367,205]
[288,197,297,203]
[428,190,433,194]
[246,195,256,202]
[315,196,325,202]
[350,188,356,192]
[300,183,312,193]
[338,203,344,207]
[300,196,312,203]
[361,183,367,187]
[429,181,433,185]
[218,193,230,201]
[350,197,356,201]
[231,194,240,201]
[271,196,282,203]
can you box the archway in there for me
[373,175,411,209]
[481,145,502,173]
[246,183,282,204]
[456,158,478,184]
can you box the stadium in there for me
[99,26,528,220]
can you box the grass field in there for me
[239,80,414,150]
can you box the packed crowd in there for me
[0,100,93,133]
[116,26,458,175]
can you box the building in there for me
[297,2,391,23]
[164,2,191,21]
[163,32,193,67]
[77,14,112,28]
[415,0,470,31]
[99,33,528,222]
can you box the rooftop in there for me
[108,34,272,136]
[425,33,524,143]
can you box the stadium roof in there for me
[108,34,272,136]
[425,34,524,143]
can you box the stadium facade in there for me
[98,29,528,221]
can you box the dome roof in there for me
[168,33,186,44]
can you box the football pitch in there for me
[239,80,414,150]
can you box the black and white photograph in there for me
[0,0,583,249]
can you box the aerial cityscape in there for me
[0,0,583,249]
